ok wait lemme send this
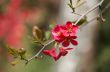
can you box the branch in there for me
[102,1,110,13]
[75,0,104,24]
[26,40,55,64]
[80,0,110,28]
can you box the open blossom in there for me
[62,36,78,47]
[60,21,78,37]
[56,47,73,60]
[43,21,78,61]
[52,25,65,43]
[52,21,78,47]
[42,48,73,61]
[42,48,57,60]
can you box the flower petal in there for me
[70,36,77,39]
[59,48,68,56]
[60,26,70,37]
[50,48,57,57]
[66,21,73,28]
[70,39,78,45]
[62,40,70,47]
[65,48,73,50]
[42,50,50,56]
[52,25,60,32]
[42,48,57,58]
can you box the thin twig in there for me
[80,1,110,28]
[102,1,110,13]
[75,0,104,24]
[26,40,55,64]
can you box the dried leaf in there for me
[32,26,42,41]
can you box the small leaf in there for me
[68,4,75,12]
[32,26,42,41]
[11,60,19,66]
[35,56,43,60]
[7,47,19,58]
[18,48,26,56]
[70,0,72,5]
[77,16,87,26]
[49,24,55,29]
[18,48,27,60]
[45,31,51,40]
[77,0,81,4]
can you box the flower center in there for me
[67,28,72,33]
[57,32,61,35]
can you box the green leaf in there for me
[45,31,51,40]
[49,24,55,29]
[77,16,87,26]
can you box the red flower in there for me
[42,48,57,60]
[62,36,78,47]
[60,21,78,37]
[52,25,65,43]
[42,47,73,61]
[56,47,73,60]
[51,21,78,47]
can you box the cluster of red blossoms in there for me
[43,21,78,61]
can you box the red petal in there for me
[60,26,70,37]
[65,48,73,50]
[66,21,72,28]
[52,25,60,32]
[72,25,78,32]
[50,48,57,57]
[62,40,70,47]
[42,50,50,56]
[42,48,56,56]
[59,48,68,56]
[70,39,78,45]
[70,36,77,39]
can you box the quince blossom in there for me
[42,48,73,61]
[52,21,78,47]
[42,21,78,61]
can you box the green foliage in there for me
[8,47,19,58]
[72,16,87,26]
[7,46,27,66]
[45,31,51,40]
[77,16,87,26]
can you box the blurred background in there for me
[0,0,110,72]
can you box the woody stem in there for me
[75,0,104,24]
[26,40,55,64]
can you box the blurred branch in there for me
[26,40,55,64]
[68,0,82,16]
[102,1,110,13]
[80,1,110,28]
[75,0,104,24]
